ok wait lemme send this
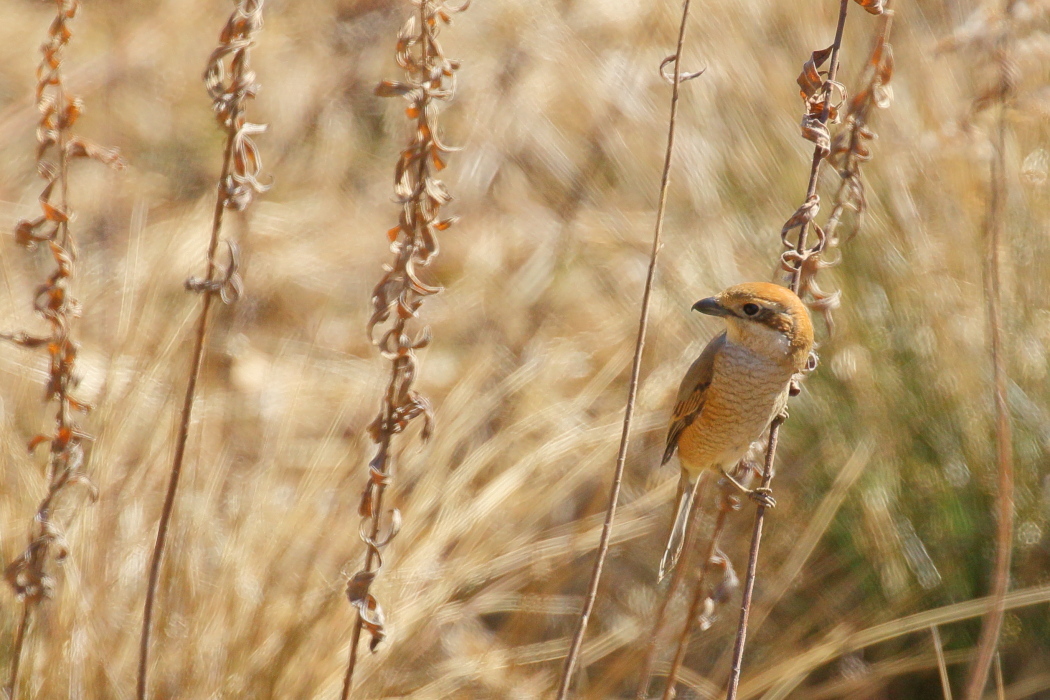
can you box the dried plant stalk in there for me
[136,2,266,698]
[339,1,466,696]
[931,625,954,700]
[644,4,893,695]
[818,3,894,329]
[962,5,1015,698]
[724,1,891,697]
[554,0,703,694]
[652,469,746,700]
[635,472,714,700]
[3,1,124,697]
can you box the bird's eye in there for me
[742,303,760,316]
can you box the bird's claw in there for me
[719,469,776,509]
[749,487,776,509]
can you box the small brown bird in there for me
[659,282,814,580]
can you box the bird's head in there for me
[692,282,814,368]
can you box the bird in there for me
[658,282,814,581]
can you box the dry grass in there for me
[0,0,1048,698]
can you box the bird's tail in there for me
[658,472,699,582]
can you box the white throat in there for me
[724,319,792,362]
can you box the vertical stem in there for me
[636,472,713,700]
[962,18,1014,699]
[659,501,731,700]
[724,3,849,698]
[7,3,86,694]
[993,653,1006,700]
[5,603,30,700]
[932,625,954,700]
[137,126,235,700]
[555,0,696,695]
[725,419,781,700]
[341,1,434,694]
[340,418,395,699]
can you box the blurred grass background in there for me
[0,0,1049,697]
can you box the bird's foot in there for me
[749,487,777,509]
[719,469,777,509]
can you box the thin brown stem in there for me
[636,472,713,700]
[340,4,426,690]
[993,653,1006,700]
[137,120,235,700]
[963,16,1014,699]
[5,603,30,700]
[555,0,699,695]
[341,0,461,691]
[724,3,850,698]
[3,1,117,694]
[660,496,732,700]
[932,625,954,700]
[136,5,266,694]
[341,423,394,699]
[725,418,782,700]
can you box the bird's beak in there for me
[692,296,730,317]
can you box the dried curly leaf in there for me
[64,137,126,169]
[397,14,418,42]
[346,573,387,652]
[61,95,83,129]
[67,473,100,501]
[658,54,705,85]
[27,435,51,452]
[41,201,69,224]
[798,46,833,100]
[15,218,48,247]
[781,195,821,247]
[801,114,831,156]
[376,80,414,98]
[0,332,52,349]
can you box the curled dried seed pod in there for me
[341,1,466,697]
[4,2,123,697]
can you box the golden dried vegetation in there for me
[0,0,1048,698]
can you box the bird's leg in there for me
[719,468,776,509]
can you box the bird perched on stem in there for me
[659,282,814,580]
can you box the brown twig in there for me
[339,1,466,696]
[658,473,744,700]
[6,604,29,700]
[651,3,892,694]
[993,653,1006,700]
[932,625,954,700]
[962,5,1015,698]
[555,0,703,695]
[3,1,123,697]
[724,1,867,697]
[137,2,266,698]
[635,471,714,700]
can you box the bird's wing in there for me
[662,332,726,465]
